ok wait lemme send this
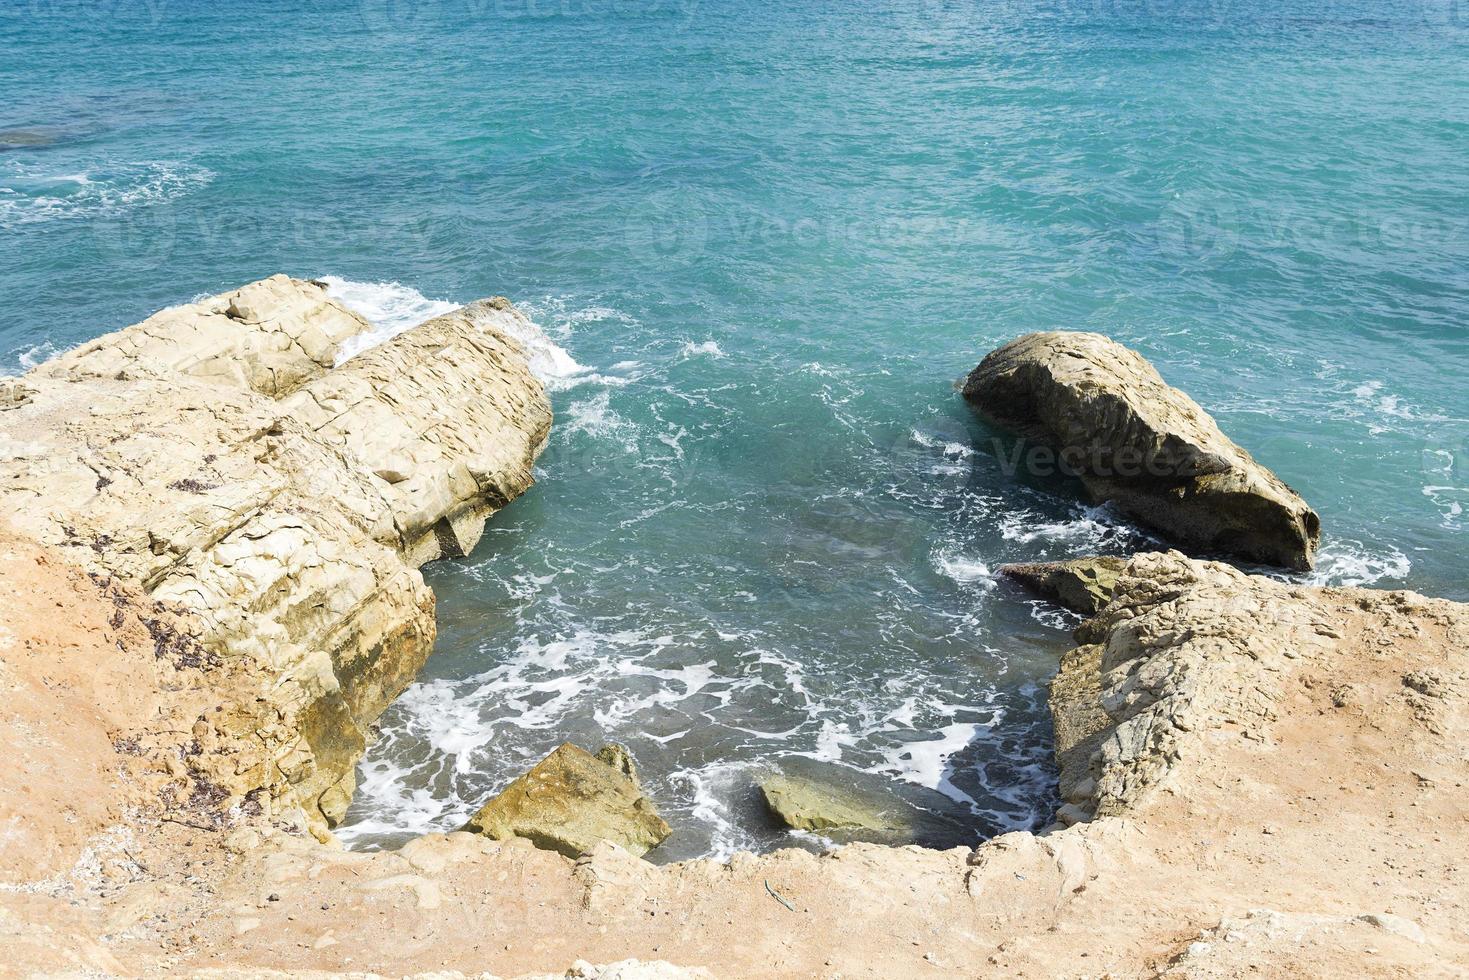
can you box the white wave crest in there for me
[1303,539,1411,588]
[321,276,590,388]
[0,160,214,227]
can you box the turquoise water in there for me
[3,1,1465,859]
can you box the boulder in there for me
[0,276,552,832]
[757,772,911,841]
[963,332,1319,570]
[999,556,1129,615]
[464,743,671,859]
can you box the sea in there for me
[2,0,1465,860]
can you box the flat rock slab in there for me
[758,772,913,841]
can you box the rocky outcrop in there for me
[963,332,1320,569]
[0,276,551,832]
[998,556,1128,615]
[1044,550,1469,823]
[758,773,912,841]
[6,534,1469,975]
[464,743,672,858]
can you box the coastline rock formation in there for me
[3,292,1467,975]
[464,743,672,858]
[963,331,1320,569]
[0,275,551,832]
[4,528,1467,974]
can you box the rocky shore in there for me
[2,299,1465,977]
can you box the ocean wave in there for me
[1300,539,1411,588]
[997,502,1155,552]
[1,340,59,377]
[321,276,592,389]
[677,340,726,360]
[1422,485,1465,531]
[931,549,995,588]
[0,160,214,228]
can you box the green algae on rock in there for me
[999,556,1129,616]
[757,772,912,841]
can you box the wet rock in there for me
[464,743,671,859]
[999,556,1128,615]
[963,331,1319,569]
[757,772,912,841]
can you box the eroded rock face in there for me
[1048,551,1355,819]
[963,332,1320,569]
[464,743,672,858]
[0,276,551,831]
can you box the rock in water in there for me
[963,331,1319,570]
[464,743,671,859]
[757,773,911,840]
[999,556,1129,615]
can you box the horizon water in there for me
[2,0,1465,860]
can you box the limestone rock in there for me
[43,274,370,397]
[0,276,551,831]
[595,743,640,784]
[758,772,911,840]
[999,556,1128,615]
[464,743,671,859]
[963,332,1320,569]
[1044,550,1344,817]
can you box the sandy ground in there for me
[2,532,1466,978]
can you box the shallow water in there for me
[2,0,1465,859]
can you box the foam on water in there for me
[1301,539,1412,588]
[932,550,995,588]
[0,160,213,227]
[2,340,59,376]
[321,277,458,364]
[322,277,595,390]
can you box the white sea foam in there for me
[321,277,458,364]
[997,502,1152,551]
[322,277,594,390]
[677,340,725,360]
[932,549,995,588]
[2,340,59,376]
[880,720,987,809]
[910,428,976,460]
[1423,485,1465,531]
[564,391,641,452]
[1301,539,1411,588]
[0,160,214,227]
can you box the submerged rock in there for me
[464,743,671,859]
[963,331,1319,570]
[999,556,1129,615]
[757,772,912,841]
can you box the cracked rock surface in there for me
[0,275,550,831]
